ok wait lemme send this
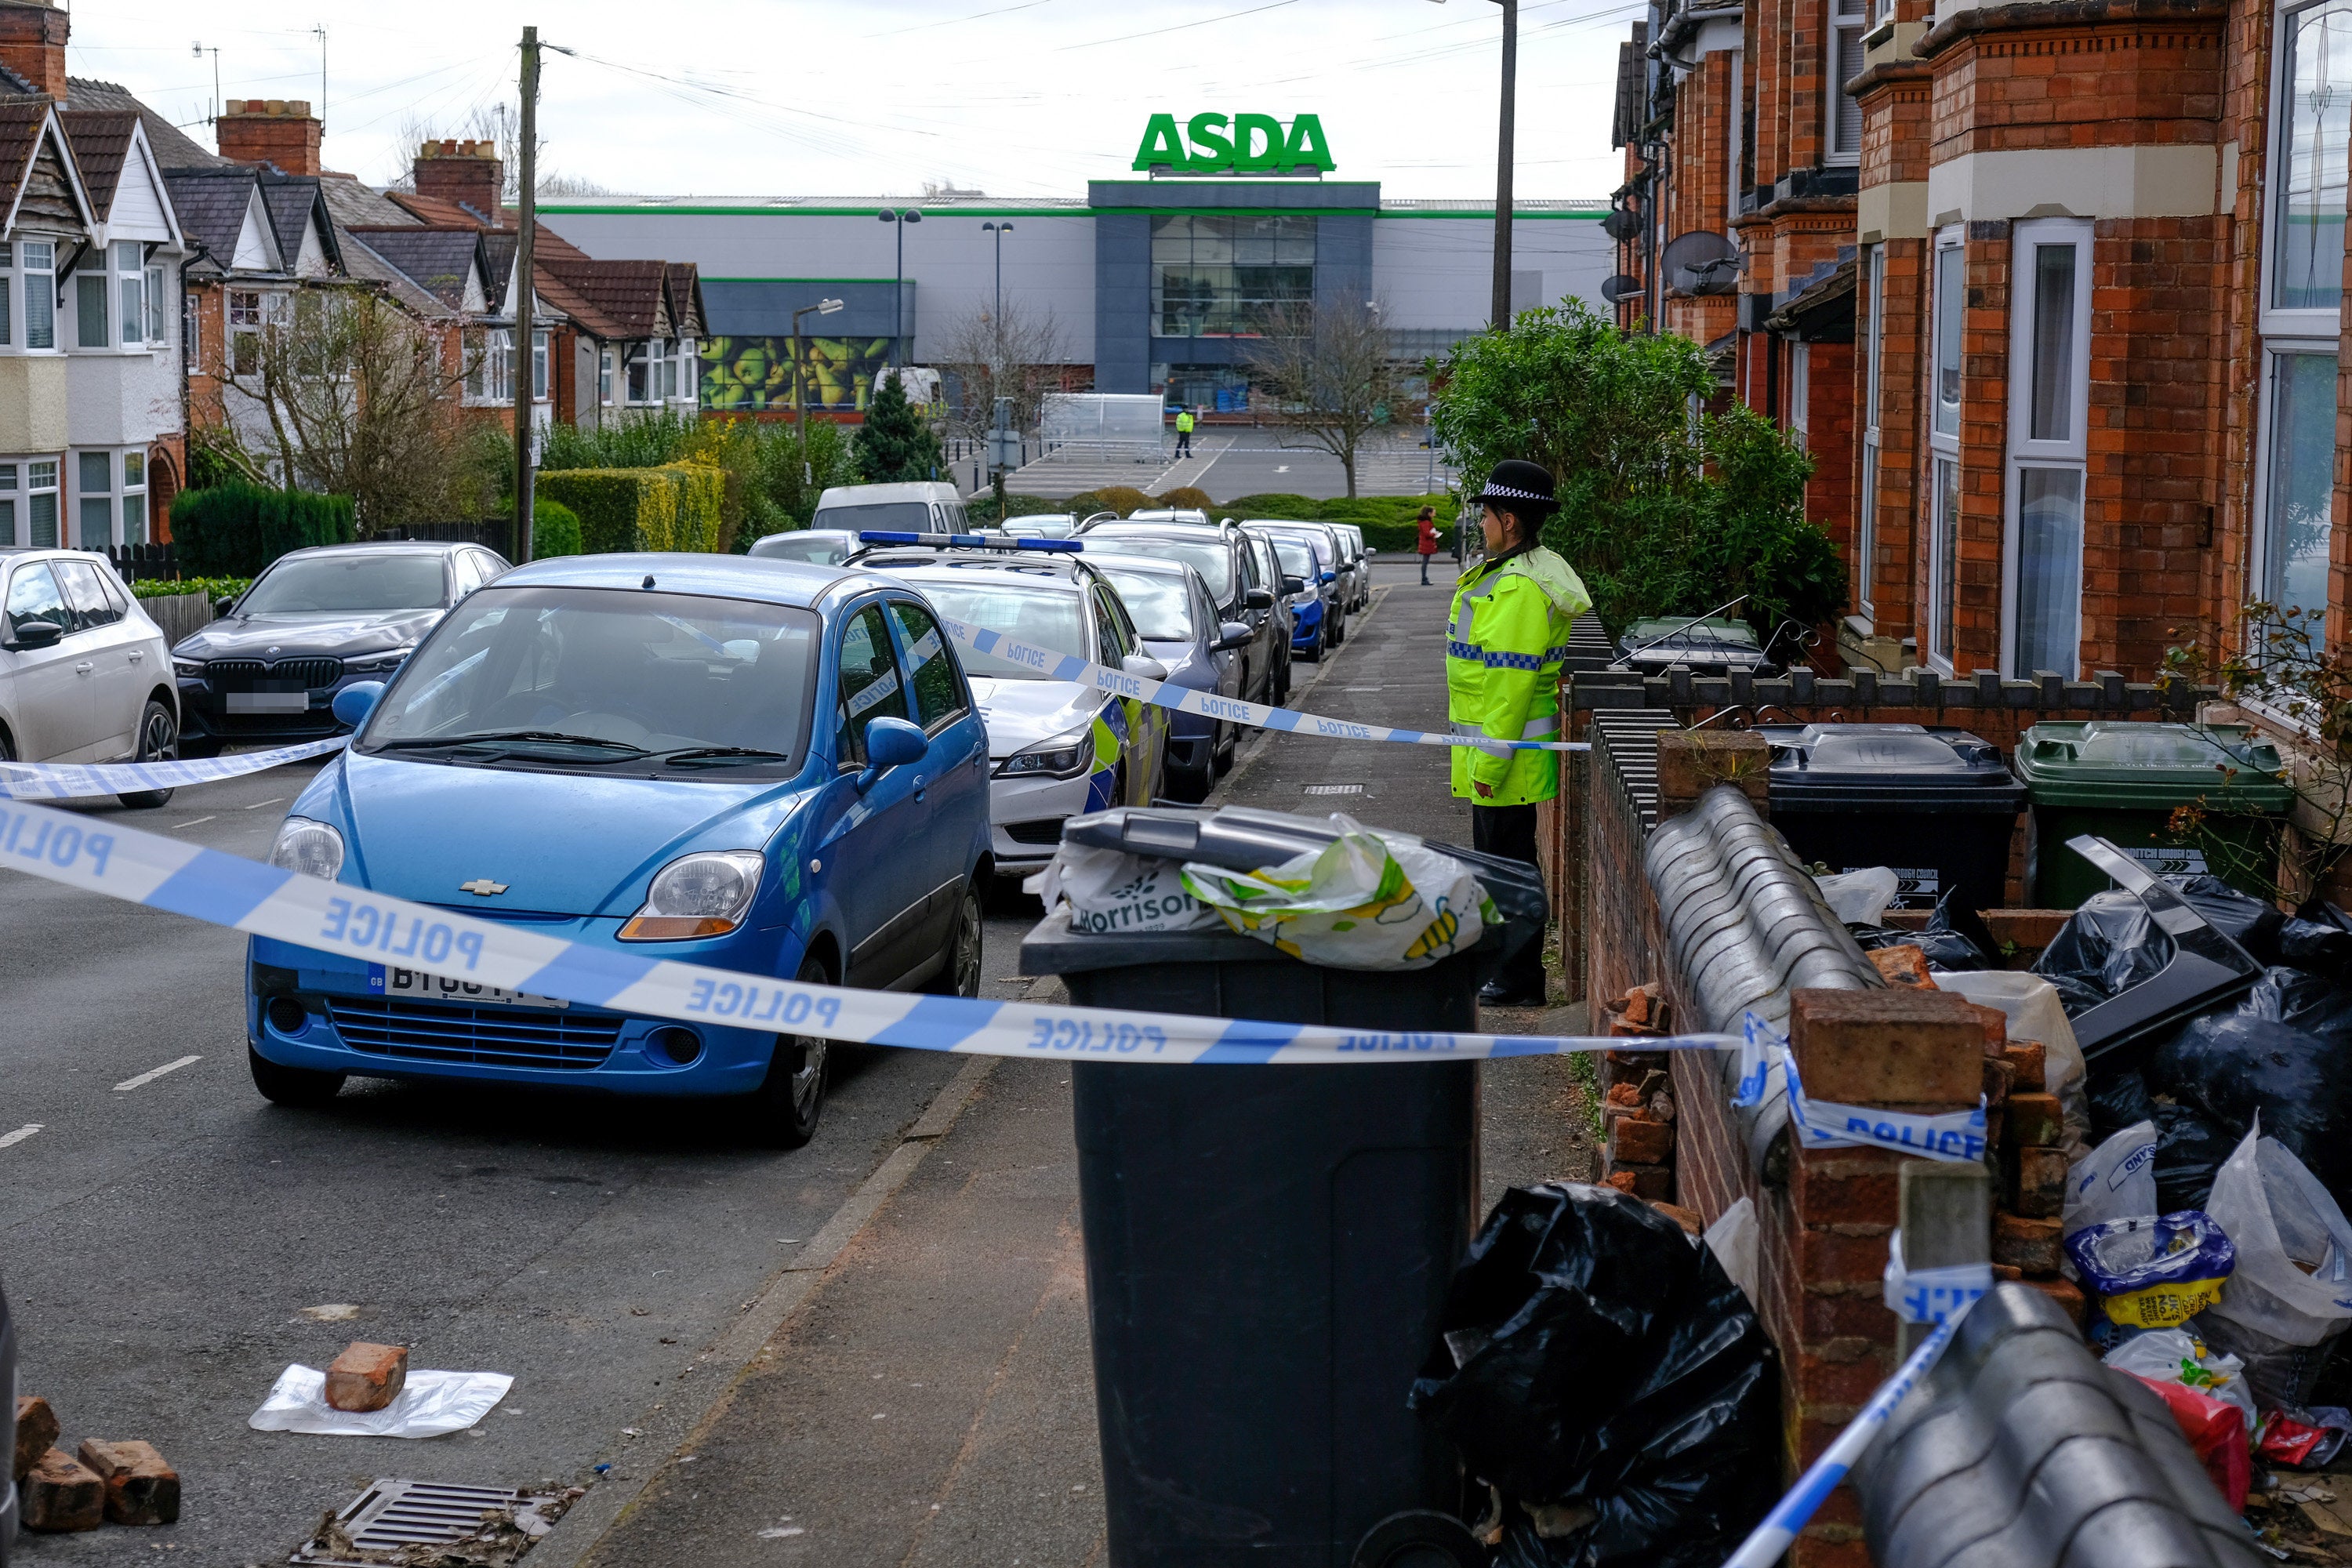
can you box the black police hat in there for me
[1472,459,1558,512]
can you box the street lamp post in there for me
[793,296,845,492]
[878,207,924,368]
[982,220,1014,325]
[1430,0,1519,329]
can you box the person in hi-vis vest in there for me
[1445,459,1592,1007]
[1174,405,1195,458]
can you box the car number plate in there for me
[228,691,310,713]
[368,964,570,1010]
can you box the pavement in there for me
[1004,431,1456,503]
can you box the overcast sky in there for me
[61,0,1636,201]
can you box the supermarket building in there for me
[539,177,1613,413]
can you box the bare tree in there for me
[1240,297,1402,499]
[241,286,482,530]
[934,298,1071,440]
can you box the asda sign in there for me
[1131,113,1335,174]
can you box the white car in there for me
[853,541,1170,877]
[1,547,180,805]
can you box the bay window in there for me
[114,241,144,347]
[625,343,650,404]
[145,262,165,343]
[74,252,107,348]
[2004,220,2092,677]
[1926,229,1964,668]
[679,338,698,404]
[27,460,56,547]
[75,451,110,549]
[122,452,147,545]
[0,464,14,546]
[2259,350,2337,627]
[0,242,10,347]
[229,289,262,376]
[20,240,53,350]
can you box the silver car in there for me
[1,547,179,804]
[1332,524,1374,611]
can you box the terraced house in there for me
[1610,0,2345,687]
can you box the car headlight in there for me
[172,656,205,677]
[346,648,413,674]
[268,817,345,881]
[619,850,766,941]
[994,730,1093,780]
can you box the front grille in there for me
[1004,818,1068,847]
[325,996,623,1069]
[207,656,344,690]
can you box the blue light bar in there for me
[855,531,1083,554]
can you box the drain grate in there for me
[1303,784,1364,796]
[291,1478,564,1566]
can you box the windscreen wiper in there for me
[374,730,651,756]
[653,746,796,768]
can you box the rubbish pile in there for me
[13,1393,179,1533]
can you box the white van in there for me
[809,481,971,535]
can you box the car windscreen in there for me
[240,554,447,615]
[357,586,820,774]
[1098,570,1194,641]
[811,502,932,533]
[753,533,850,564]
[910,580,1087,680]
[1086,534,1233,603]
[1270,538,1319,582]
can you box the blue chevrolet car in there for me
[245,553,991,1148]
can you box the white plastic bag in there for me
[1816,867,1899,926]
[2201,1125,2352,1351]
[2103,1328,2257,1428]
[1928,968,2090,1159]
[2063,1120,2158,1243]
[248,1363,514,1438]
[1025,841,1221,935]
[1703,1196,1759,1307]
[1178,816,1497,971]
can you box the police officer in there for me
[1447,459,1592,1007]
[1174,404,1196,458]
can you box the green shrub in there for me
[1221,492,1320,521]
[532,497,583,559]
[534,465,724,554]
[1153,485,1214,514]
[539,409,700,472]
[131,575,249,601]
[168,483,356,576]
[669,463,726,552]
[852,375,942,483]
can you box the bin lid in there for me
[1760,722,2027,813]
[2014,721,2296,809]
[1615,616,1774,675]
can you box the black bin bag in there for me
[2146,967,2352,1208]
[1409,1183,1778,1568]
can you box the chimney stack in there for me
[0,1,68,101]
[414,139,503,223]
[216,99,322,176]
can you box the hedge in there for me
[167,483,356,576]
[130,575,249,601]
[534,464,724,555]
[532,497,583,559]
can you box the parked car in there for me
[998,514,1076,539]
[1,1272,16,1559]
[1122,507,1212,528]
[245,552,993,1149]
[747,529,862,567]
[1087,552,1251,800]
[1331,523,1374,610]
[172,541,507,758]
[1071,518,1279,710]
[2,547,180,806]
[1243,522,1345,659]
[809,481,970,535]
[853,536,1169,879]
[1239,528,1294,704]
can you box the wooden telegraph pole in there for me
[512,25,540,563]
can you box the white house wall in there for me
[102,143,176,245]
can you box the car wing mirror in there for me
[1321,571,1337,584]
[332,681,386,729]
[213,596,238,618]
[1244,587,1273,610]
[856,716,929,791]
[1214,622,1254,652]
[1281,575,1306,595]
[1121,653,1170,682]
[7,619,64,651]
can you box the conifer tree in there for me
[853,373,942,485]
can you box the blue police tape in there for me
[1785,1054,1988,1163]
[1717,1294,1973,1568]
[0,793,1738,1065]
[1882,1230,1992,1326]
[932,615,1590,756]
[0,736,349,801]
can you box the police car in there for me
[850,532,1170,877]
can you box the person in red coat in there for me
[1414,505,1441,585]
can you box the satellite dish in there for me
[1602,205,1642,241]
[1600,274,1645,305]
[1659,230,1740,296]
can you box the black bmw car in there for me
[172,541,509,757]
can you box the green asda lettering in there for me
[1131,113,1335,174]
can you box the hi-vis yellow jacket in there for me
[1446,546,1592,806]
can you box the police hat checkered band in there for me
[1475,482,1553,503]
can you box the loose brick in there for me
[1867,946,1936,989]
[1982,1055,2016,1107]
[1960,1002,2008,1050]
[1604,1162,1675,1200]
[1981,909,2074,955]
[1606,1080,1645,1108]
[325,1341,409,1414]
[15,1394,58,1483]
[75,1439,180,1526]
[1992,1213,2064,1274]
[2005,1093,2064,1149]
[2007,1145,2070,1218]
[1608,1116,1676,1167]
[1790,989,1987,1107]
[1647,1200,1704,1235]
[2001,1041,2047,1094]
[22,1448,103,1532]
[1603,1050,1671,1087]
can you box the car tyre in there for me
[248,1046,345,1107]
[117,699,180,809]
[742,956,831,1149]
[922,882,985,997]
[1214,718,1237,771]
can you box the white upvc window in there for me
[626,342,655,405]
[485,328,514,403]
[114,241,146,347]
[182,290,198,362]
[677,337,698,404]
[2002,220,2093,678]
[25,459,57,547]
[532,328,550,402]
[74,250,107,349]
[0,242,11,349]
[1858,243,1884,619]
[0,463,14,546]
[1925,226,1965,671]
[1726,51,1744,225]
[599,346,615,406]
[229,289,263,376]
[1788,342,1811,449]
[1829,0,1867,162]
[121,450,147,545]
[75,449,111,549]
[18,240,54,350]
[145,263,165,344]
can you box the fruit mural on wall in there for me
[700,335,895,412]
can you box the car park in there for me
[1071,518,1279,710]
[852,533,1169,878]
[1086,552,1251,800]
[1243,522,1345,659]
[172,541,507,758]
[244,552,993,1148]
[2,546,180,804]
[746,528,862,567]
[810,481,971,534]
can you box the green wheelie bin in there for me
[2013,720,2296,906]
